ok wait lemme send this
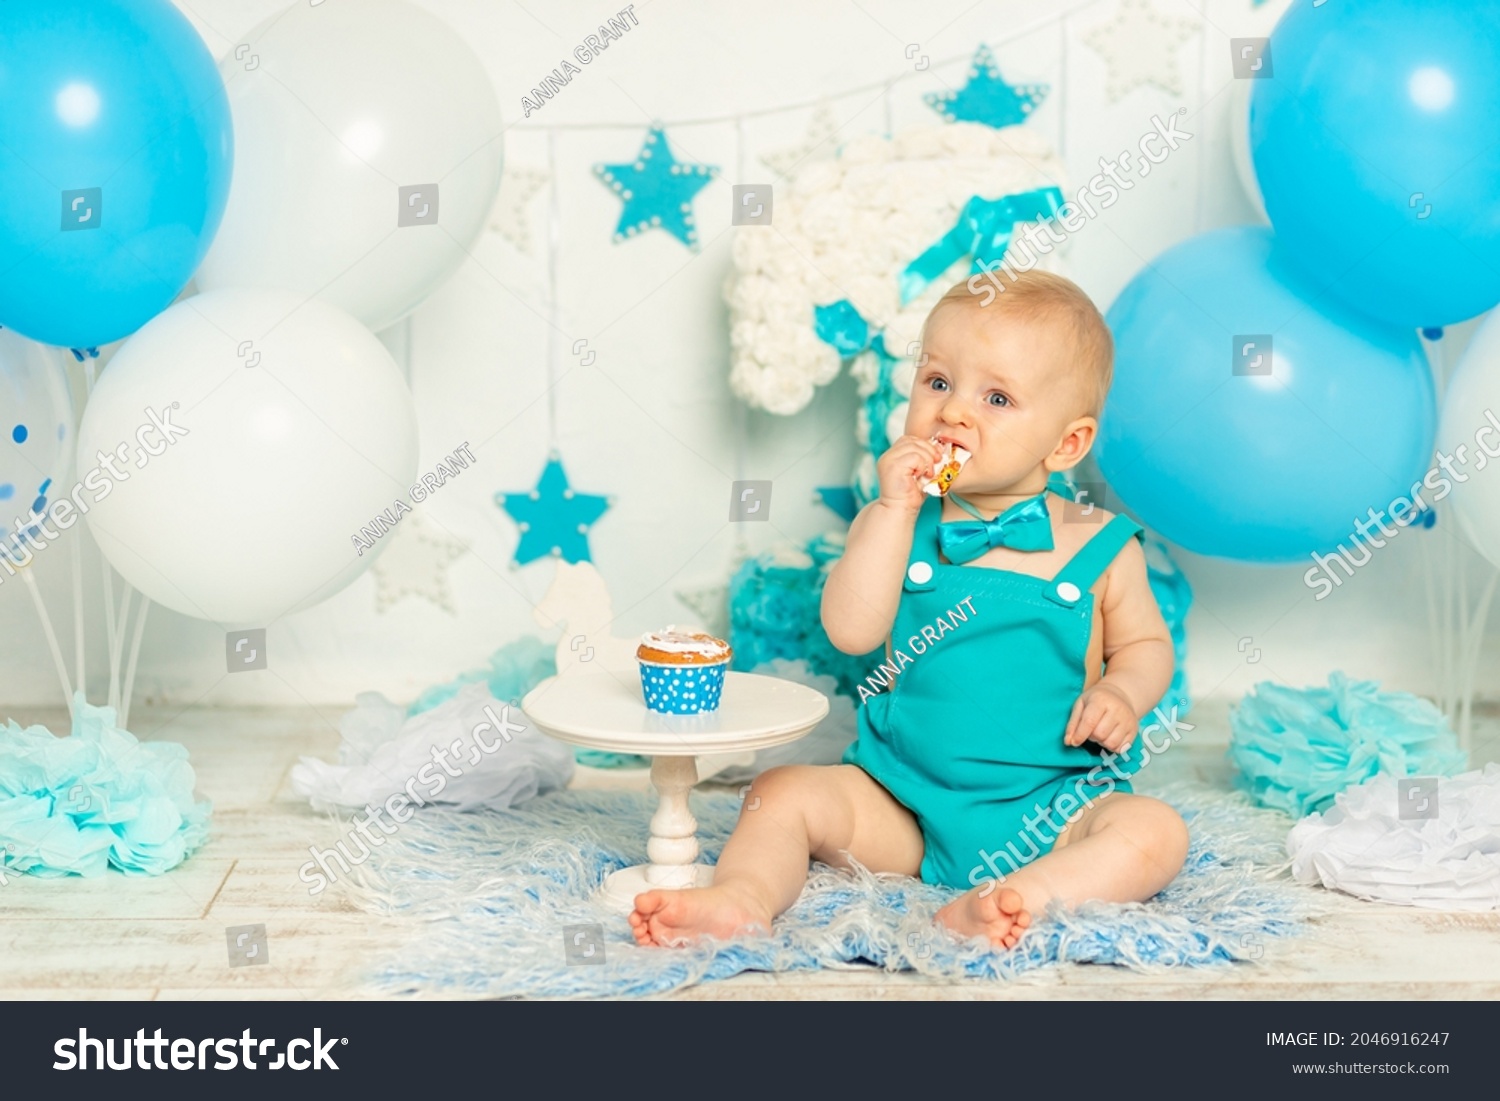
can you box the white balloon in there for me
[195,0,504,333]
[1437,310,1500,569]
[1230,77,1269,224]
[77,289,418,624]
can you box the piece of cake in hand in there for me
[637,626,733,714]
[920,436,972,496]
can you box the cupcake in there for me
[636,625,733,714]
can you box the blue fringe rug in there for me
[340,781,1311,998]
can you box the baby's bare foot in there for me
[628,881,773,948]
[934,884,1032,950]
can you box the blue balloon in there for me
[0,0,232,349]
[1096,226,1435,564]
[1250,0,1500,328]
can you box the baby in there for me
[630,268,1187,950]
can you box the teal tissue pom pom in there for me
[408,634,557,716]
[728,532,880,702]
[1228,672,1468,817]
[0,693,211,878]
[407,634,648,769]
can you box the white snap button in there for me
[1056,581,1081,602]
[907,561,934,585]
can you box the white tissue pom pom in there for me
[941,127,986,156]
[899,127,947,159]
[839,134,888,165]
[796,330,843,385]
[765,544,815,569]
[853,452,879,503]
[883,309,928,359]
[726,122,1068,415]
[766,374,816,415]
[796,160,842,196]
[728,316,758,349]
[885,401,909,444]
[729,231,769,272]
[890,359,918,400]
[1287,765,1500,910]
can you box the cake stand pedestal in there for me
[521,668,829,913]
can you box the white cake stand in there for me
[521,669,829,913]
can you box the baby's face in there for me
[905,303,1090,494]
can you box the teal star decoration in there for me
[925,44,1048,128]
[593,123,718,250]
[496,450,612,567]
[815,486,859,523]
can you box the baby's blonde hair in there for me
[919,267,1114,418]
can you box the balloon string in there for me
[1421,329,1455,719]
[22,568,74,719]
[1447,319,1464,720]
[109,584,133,714]
[1420,529,1440,712]
[71,530,85,704]
[101,558,118,711]
[1457,517,1469,685]
[546,125,561,450]
[69,351,88,706]
[119,597,151,731]
[1441,336,1455,720]
[1056,18,1068,165]
[731,116,750,567]
[1458,568,1498,753]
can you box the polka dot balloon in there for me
[0,326,74,562]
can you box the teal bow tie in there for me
[937,491,1054,564]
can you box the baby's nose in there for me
[941,398,973,423]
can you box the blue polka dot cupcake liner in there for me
[638,658,729,714]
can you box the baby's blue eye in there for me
[928,377,948,392]
[988,392,1010,407]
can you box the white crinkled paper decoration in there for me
[725,122,1071,417]
[1287,765,1500,911]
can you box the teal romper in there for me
[841,491,1146,891]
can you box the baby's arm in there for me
[821,503,912,654]
[822,435,942,655]
[1062,535,1175,751]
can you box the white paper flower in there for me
[726,121,1069,415]
[885,401,909,446]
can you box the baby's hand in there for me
[876,435,943,515]
[1064,681,1137,754]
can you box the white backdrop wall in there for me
[1,0,1490,733]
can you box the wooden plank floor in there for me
[2,700,1498,1000]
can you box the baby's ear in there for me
[1047,415,1097,471]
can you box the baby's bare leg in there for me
[936,793,1188,949]
[630,764,923,947]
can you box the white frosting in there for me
[639,624,730,659]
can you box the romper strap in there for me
[1047,513,1144,604]
[902,495,944,591]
